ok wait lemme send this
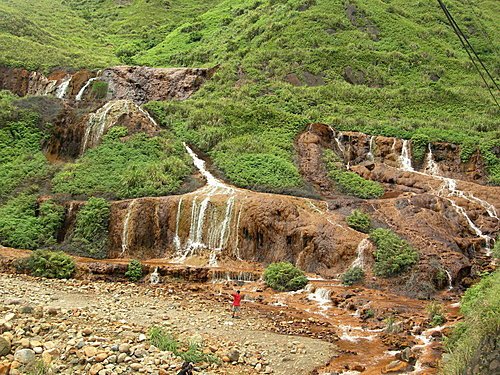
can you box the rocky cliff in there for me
[0,66,216,104]
[297,123,498,291]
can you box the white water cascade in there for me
[121,200,137,256]
[335,131,346,158]
[424,143,440,175]
[76,76,99,101]
[173,145,238,266]
[210,270,260,283]
[149,267,160,285]
[307,287,332,309]
[445,270,453,290]
[55,76,72,99]
[399,140,414,171]
[424,145,496,251]
[351,238,370,270]
[81,100,131,154]
[367,136,375,161]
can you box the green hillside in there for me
[0,0,499,193]
[0,0,224,70]
[137,0,500,188]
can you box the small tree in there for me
[346,210,371,233]
[370,228,418,277]
[263,262,308,291]
[341,266,365,286]
[28,250,75,279]
[125,259,143,282]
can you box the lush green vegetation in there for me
[149,326,219,364]
[28,250,75,279]
[0,193,64,249]
[1,0,499,189]
[370,228,418,277]
[52,129,192,199]
[324,149,384,198]
[125,259,143,282]
[0,0,226,70]
[443,270,499,375]
[341,266,365,286]
[346,209,372,233]
[137,0,499,186]
[0,91,51,201]
[263,262,308,291]
[426,301,446,327]
[68,197,110,258]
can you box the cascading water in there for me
[351,238,370,270]
[81,100,131,154]
[423,145,495,251]
[150,267,160,285]
[307,287,332,310]
[173,145,238,266]
[233,204,244,260]
[121,200,137,256]
[335,131,346,158]
[424,143,440,175]
[76,77,99,101]
[173,197,184,251]
[55,77,71,99]
[399,140,414,171]
[445,270,453,290]
[210,270,260,283]
[367,136,375,161]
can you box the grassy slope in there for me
[137,0,499,188]
[0,0,499,191]
[0,0,117,70]
[0,0,224,70]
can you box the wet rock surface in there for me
[0,269,459,375]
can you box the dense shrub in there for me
[370,228,418,277]
[263,262,308,291]
[443,271,499,374]
[70,197,110,258]
[410,134,430,162]
[426,302,446,327]
[0,194,64,249]
[324,150,384,199]
[0,93,50,200]
[125,259,143,282]
[346,210,371,233]
[493,238,500,259]
[341,266,365,286]
[52,133,191,199]
[28,250,75,279]
[90,81,108,99]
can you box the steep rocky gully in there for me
[0,67,498,375]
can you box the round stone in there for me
[14,349,36,364]
[0,337,11,356]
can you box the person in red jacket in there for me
[231,290,242,318]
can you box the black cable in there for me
[441,0,500,92]
[437,0,500,108]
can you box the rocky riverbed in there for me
[0,273,337,375]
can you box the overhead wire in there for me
[437,0,499,108]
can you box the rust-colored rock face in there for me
[101,66,217,104]
[297,123,499,291]
[0,65,215,104]
[0,65,214,159]
[63,188,364,278]
[44,99,161,160]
